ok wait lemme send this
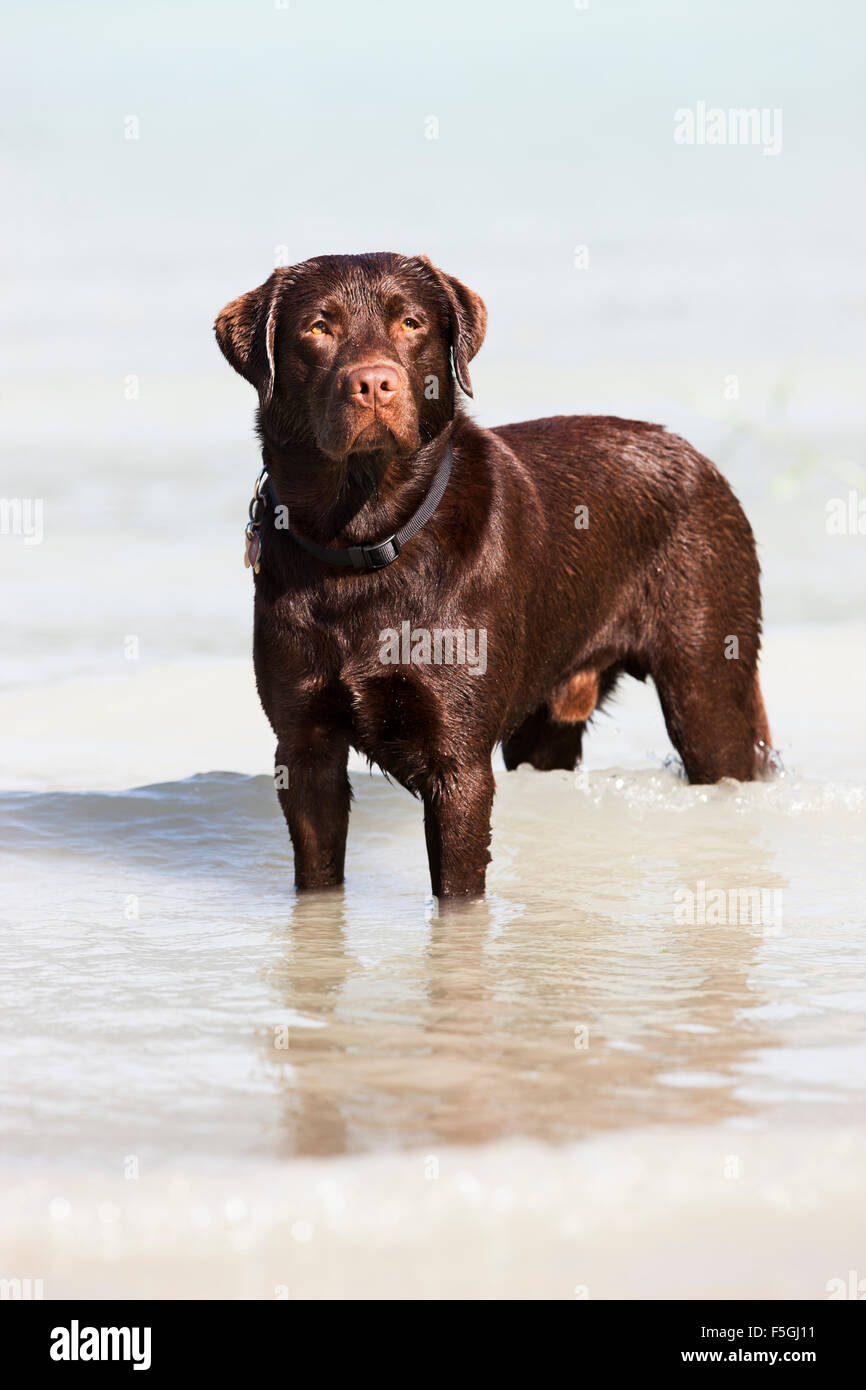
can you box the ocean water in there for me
[1,630,865,1298]
[2,0,866,1299]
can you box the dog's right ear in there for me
[214,271,286,407]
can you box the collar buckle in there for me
[347,535,401,571]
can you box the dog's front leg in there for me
[422,764,495,900]
[274,734,351,891]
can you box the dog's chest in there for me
[263,596,490,759]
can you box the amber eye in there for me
[401,316,421,331]
[309,320,328,335]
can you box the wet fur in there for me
[215,253,772,899]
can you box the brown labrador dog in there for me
[215,252,772,899]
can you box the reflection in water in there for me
[2,766,863,1300]
[274,897,353,1157]
[268,771,800,1158]
[0,765,862,1171]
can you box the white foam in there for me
[3,1127,864,1299]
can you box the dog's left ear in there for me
[214,270,286,407]
[414,256,487,398]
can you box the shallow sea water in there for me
[3,765,865,1164]
[1,717,864,1297]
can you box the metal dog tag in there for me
[244,524,262,573]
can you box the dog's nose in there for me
[343,363,400,409]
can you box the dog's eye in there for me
[309,320,329,336]
[401,317,421,331]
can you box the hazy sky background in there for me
[3,0,865,373]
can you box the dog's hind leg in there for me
[502,704,587,771]
[502,667,622,771]
[751,672,776,775]
[652,658,772,784]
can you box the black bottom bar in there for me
[5,1298,862,1375]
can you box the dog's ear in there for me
[214,271,286,407]
[414,256,487,398]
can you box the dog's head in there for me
[214,253,486,463]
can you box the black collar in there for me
[247,443,453,574]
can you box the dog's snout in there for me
[343,363,401,409]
